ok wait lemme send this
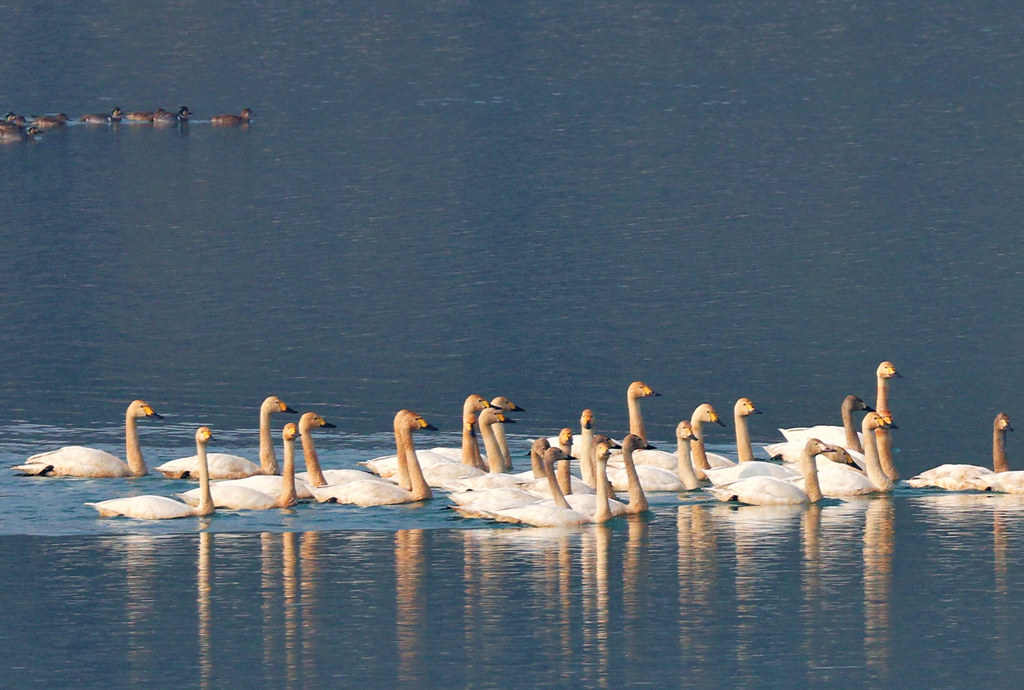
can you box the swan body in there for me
[87,427,215,519]
[911,412,1012,491]
[311,410,436,505]
[155,395,296,478]
[14,400,163,477]
[778,395,874,452]
[178,483,279,510]
[216,474,314,500]
[705,461,798,485]
[705,439,832,506]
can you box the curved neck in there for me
[125,412,148,477]
[689,415,710,477]
[627,394,647,445]
[491,422,512,471]
[462,424,484,470]
[621,446,649,513]
[593,459,611,522]
[301,432,327,487]
[278,438,297,507]
[676,435,700,490]
[862,423,893,491]
[398,426,432,501]
[579,426,595,486]
[840,400,863,453]
[480,419,505,474]
[545,459,570,510]
[800,451,823,503]
[734,410,754,463]
[530,446,545,479]
[994,426,1010,473]
[876,428,898,480]
[258,406,278,475]
[195,443,213,516]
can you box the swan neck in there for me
[545,460,570,509]
[125,411,148,477]
[491,422,513,471]
[579,426,595,486]
[735,410,754,463]
[258,407,279,475]
[676,436,701,490]
[461,424,483,469]
[622,447,649,513]
[875,428,899,480]
[862,423,893,491]
[530,447,545,479]
[480,418,505,474]
[840,401,863,452]
[593,460,611,523]
[196,442,213,516]
[627,394,647,445]
[994,427,1010,473]
[875,376,891,413]
[399,426,432,501]
[800,451,823,503]
[279,438,297,507]
[301,432,327,487]
[557,459,573,496]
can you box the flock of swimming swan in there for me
[9,361,1016,525]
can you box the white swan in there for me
[705,438,833,506]
[688,403,727,479]
[177,422,304,509]
[625,380,660,447]
[473,443,618,526]
[874,361,901,480]
[440,408,526,491]
[608,433,684,493]
[309,410,437,505]
[154,395,297,479]
[704,397,762,467]
[777,394,874,452]
[911,412,1012,491]
[14,400,163,477]
[86,427,215,519]
[799,411,895,496]
[425,394,494,466]
[448,438,554,517]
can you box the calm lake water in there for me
[2,0,1023,687]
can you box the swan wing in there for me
[15,446,130,477]
[86,495,196,519]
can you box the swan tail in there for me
[11,462,53,476]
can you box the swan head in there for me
[877,361,901,379]
[396,409,437,432]
[128,399,163,420]
[995,412,1013,433]
[594,441,613,466]
[299,412,336,432]
[264,395,297,414]
[802,438,834,460]
[863,411,897,432]
[820,446,858,467]
[196,426,214,444]
[844,394,874,413]
[558,428,573,447]
[580,409,594,429]
[675,420,698,442]
[593,434,621,450]
[628,381,660,399]
[465,394,495,414]
[621,433,643,455]
[479,407,514,426]
[282,422,299,442]
[490,396,524,412]
[735,397,761,417]
[541,447,573,472]
[694,403,726,427]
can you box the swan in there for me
[704,397,762,467]
[874,360,901,480]
[777,394,874,452]
[608,433,685,493]
[801,411,896,495]
[625,380,660,447]
[448,438,555,517]
[154,395,297,479]
[178,422,306,509]
[688,403,727,479]
[540,442,629,516]
[309,410,437,505]
[489,396,524,471]
[704,438,834,506]
[910,412,1012,491]
[426,394,494,465]
[473,443,617,526]
[440,408,527,491]
[13,399,163,477]
[86,427,215,519]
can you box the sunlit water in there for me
[2,0,1024,687]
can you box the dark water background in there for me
[1,1,1023,687]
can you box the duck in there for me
[177,422,306,510]
[85,427,216,519]
[211,108,254,126]
[0,126,40,142]
[29,113,68,130]
[704,438,834,506]
[125,109,159,122]
[154,106,192,125]
[776,394,874,452]
[12,400,163,477]
[910,412,1012,491]
[81,107,124,124]
[2,112,28,130]
[154,395,297,479]
[309,410,437,505]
